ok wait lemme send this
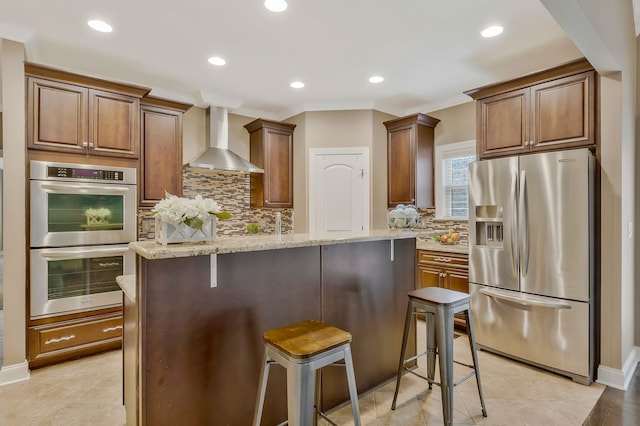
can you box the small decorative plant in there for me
[153,192,231,230]
[246,223,260,234]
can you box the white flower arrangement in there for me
[85,207,112,225]
[153,192,231,230]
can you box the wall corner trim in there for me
[0,360,30,386]
[596,346,640,390]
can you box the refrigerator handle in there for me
[479,288,571,309]
[510,172,518,277]
[519,170,529,277]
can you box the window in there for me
[435,140,476,219]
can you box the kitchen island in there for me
[124,230,422,425]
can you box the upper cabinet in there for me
[244,118,296,208]
[383,113,440,208]
[26,63,150,160]
[139,97,192,207]
[465,58,596,159]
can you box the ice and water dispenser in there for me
[475,205,504,247]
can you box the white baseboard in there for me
[0,360,30,386]
[596,346,639,390]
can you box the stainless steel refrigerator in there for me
[468,148,594,385]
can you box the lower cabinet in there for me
[28,309,122,368]
[417,249,469,330]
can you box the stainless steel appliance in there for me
[29,161,137,318]
[30,244,134,318]
[468,148,594,384]
[30,161,137,248]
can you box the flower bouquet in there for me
[153,193,231,245]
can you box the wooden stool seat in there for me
[264,320,352,359]
[254,320,361,426]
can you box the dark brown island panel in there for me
[124,234,418,425]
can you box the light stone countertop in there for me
[416,238,469,254]
[129,229,429,260]
[116,274,136,302]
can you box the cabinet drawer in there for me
[30,315,122,355]
[417,250,468,268]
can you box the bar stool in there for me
[391,287,487,425]
[253,320,361,426]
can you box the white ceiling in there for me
[0,0,583,119]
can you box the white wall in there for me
[0,39,28,384]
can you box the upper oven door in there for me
[31,179,137,248]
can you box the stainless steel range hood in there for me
[189,107,264,173]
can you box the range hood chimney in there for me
[189,107,264,173]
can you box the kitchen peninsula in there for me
[125,230,422,425]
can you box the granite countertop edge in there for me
[116,274,136,302]
[416,238,469,254]
[129,229,430,260]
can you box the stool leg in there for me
[287,361,316,426]
[391,299,414,410]
[253,349,271,426]
[435,307,455,426]
[343,345,361,426]
[426,311,436,389]
[466,311,488,417]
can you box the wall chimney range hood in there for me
[189,107,264,173]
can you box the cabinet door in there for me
[530,71,595,151]
[478,88,529,158]
[140,105,183,206]
[387,125,415,207]
[417,264,441,289]
[444,267,469,293]
[27,77,88,152]
[89,89,140,158]
[263,128,293,208]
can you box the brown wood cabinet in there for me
[417,249,469,329]
[244,118,296,208]
[26,62,149,160]
[28,308,123,368]
[383,113,440,208]
[465,58,596,159]
[139,96,192,207]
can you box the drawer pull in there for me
[45,335,76,345]
[433,257,452,262]
[103,325,123,333]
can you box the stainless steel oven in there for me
[30,244,135,318]
[29,160,137,318]
[30,161,137,248]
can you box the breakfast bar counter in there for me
[124,230,421,425]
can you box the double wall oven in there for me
[30,161,136,318]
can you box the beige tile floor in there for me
[0,320,604,425]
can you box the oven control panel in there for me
[47,166,124,181]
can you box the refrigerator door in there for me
[470,283,592,382]
[518,149,593,301]
[469,156,519,291]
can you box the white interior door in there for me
[309,148,370,235]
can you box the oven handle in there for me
[39,183,132,193]
[38,247,131,259]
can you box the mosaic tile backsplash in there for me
[138,167,293,240]
[411,208,469,243]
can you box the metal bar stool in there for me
[253,320,361,426]
[391,287,487,425]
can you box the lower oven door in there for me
[30,244,134,318]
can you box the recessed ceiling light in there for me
[369,76,384,84]
[208,56,226,66]
[265,0,287,12]
[481,25,503,38]
[290,81,304,89]
[88,20,113,33]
